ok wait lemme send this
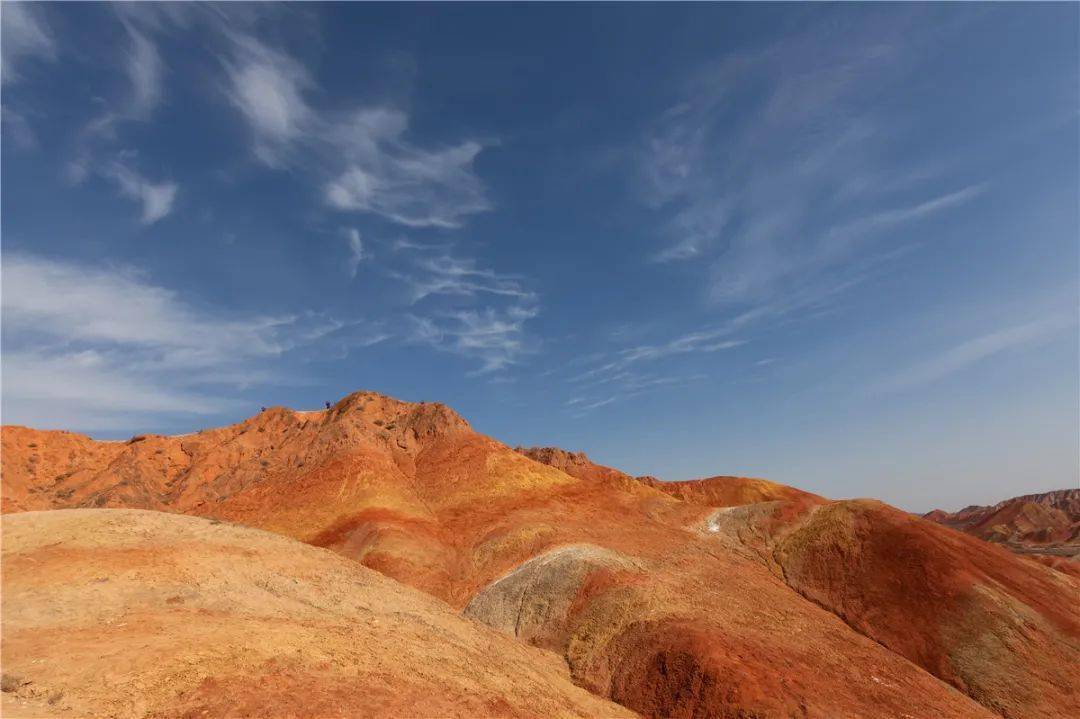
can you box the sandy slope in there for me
[0,509,633,719]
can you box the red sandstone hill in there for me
[3,391,1078,718]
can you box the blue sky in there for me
[2,3,1077,511]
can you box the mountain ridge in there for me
[3,390,1078,718]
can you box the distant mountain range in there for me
[925,489,1079,572]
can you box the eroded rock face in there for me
[464,544,644,654]
[0,509,631,719]
[3,393,1078,718]
[775,500,1080,719]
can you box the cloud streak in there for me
[390,251,535,305]
[876,315,1076,393]
[344,228,366,278]
[123,24,165,119]
[562,322,745,413]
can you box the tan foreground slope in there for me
[0,509,633,719]
[3,392,1079,718]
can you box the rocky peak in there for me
[515,446,594,472]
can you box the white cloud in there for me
[1,2,56,84]
[104,161,178,224]
[220,33,492,228]
[3,253,292,360]
[344,228,366,278]
[222,32,314,166]
[2,349,243,431]
[651,200,730,263]
[0,252,373,430]
[876,315,1076,393]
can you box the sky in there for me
[2,3,1077,512]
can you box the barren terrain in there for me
[3,391,1077,718]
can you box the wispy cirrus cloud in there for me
[642,10,986,317]
[1,2,57,85]
[69,6,483,231]
[569,396,618,413]
[571,312,755,385]
[390,250,536,305]
[103,160,177,224]
[875,315,1076,394]
[62,9,175,224]
[385,241,540,373]
[564,372,709,416]
[2,106,38,149]
[2,252,305,363]
[220,30,314,166]
[220,31,492,228]
[562,322,745,413]
[407,304,539,375]
[620,331,745,364]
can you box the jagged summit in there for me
[327,390,472,433]
[514,446,633,483]
[246,390,473,443]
